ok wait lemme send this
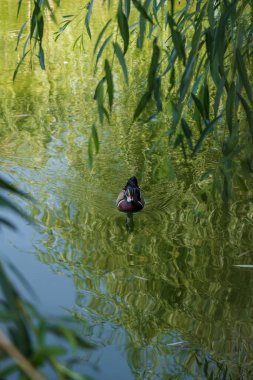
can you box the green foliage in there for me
[0,261,93,380]
[0,177,94,380]
[85,0,94,39]
[88,124,99,166]
[15,0,253,202]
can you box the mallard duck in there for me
[116,176,145,213]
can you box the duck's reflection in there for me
[126,212,134,232]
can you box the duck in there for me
[116,176,145,213]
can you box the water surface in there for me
[1,1,253,379]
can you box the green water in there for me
[1,1,253,379]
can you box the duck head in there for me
[125,177,141,203]
[126,187,134,203]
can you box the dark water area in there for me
[1,1,253,379]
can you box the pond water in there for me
[1,1,253,379]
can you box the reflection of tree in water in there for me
[32,176,253,379]
[2,103,252,378]
[28,111,253,379]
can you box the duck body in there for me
[116,177,144,213]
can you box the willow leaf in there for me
[181,118,192,150]
[154,77,162,112]
[171,101,183,130]
[174,134,187,160]
[152,1,161,27]
[213,3,234,73]
[0,177,30,199]
[0,194,31,222]
[93,19,111,56]
[88,135,93,167]
[133,91,152,121]
[102,106,110,123]
[214,74,226,117]
[179,55,195,101]
[179,24,202,101]
[117,0,129,54]
[194,104,203,134]
[238,93,253,138]
[137,10,147,48]
[203,81,209,120]
[226,83,235,134]
[16,21,27,51]
[163,48,177,76]
[85,0,94,39]
[94,78,105,124]
[148,37,160,92]
[124,0,131,18]
[73,35,82,49]
[95,34,112,70]
[13,50,30,81]
[104,59,114,111]
[169,66,175,90]
[236,49,253,105]
[39,45,45,70]
[132,0,153,24]
[171,0,175,15]
[0,218,17,231]
[17,0,23,17]
[113,42,128,85]
[37,13,44,42]
[191,93,204,118]
[30,3,39,40]
[174,134,183,148]
[167,12,185,64]
[207,0,215,29]
[192,115,222,157]
[92,124,99,154]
